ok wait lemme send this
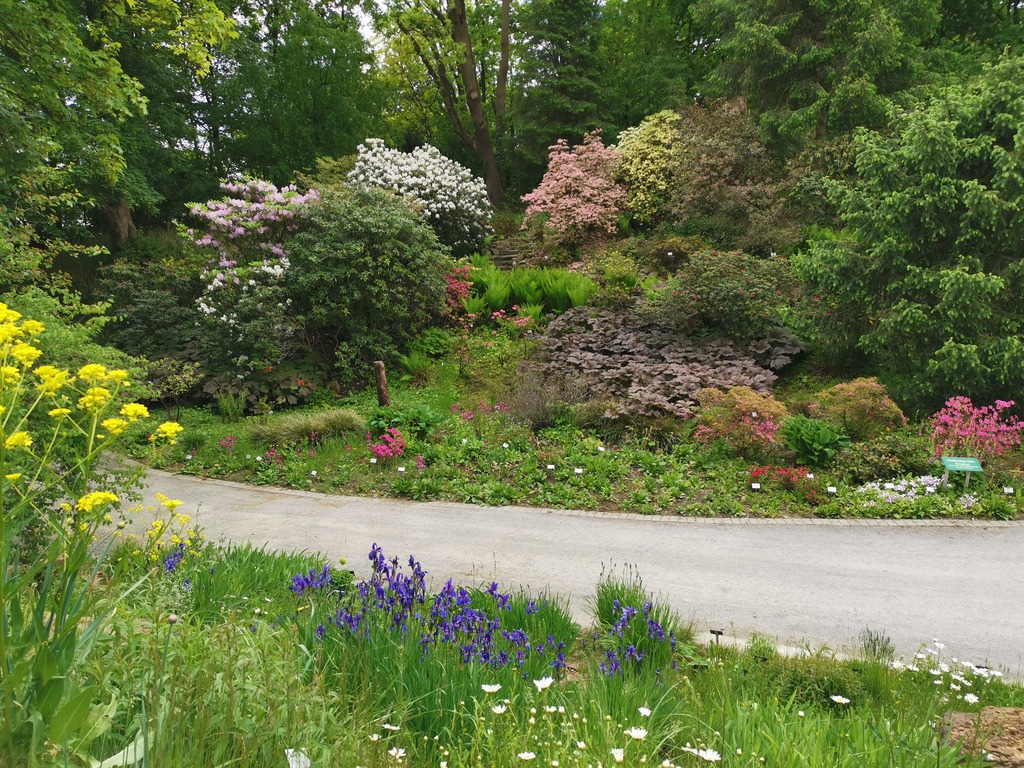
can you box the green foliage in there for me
[96,231,203,358]
[468,256,598,316]
[0,304,177,765]
[635,234,709,275]
[644,250,798,339]
[285,188,454,383]
[694,0,940,152]
[3,289,149,396]
[248,408,367,446]
[369,404,445,439]
[793,56,1024,408]
[217,392,246,424]
[781,415,852,467]
[195,0,382,186]
[587,249,643,307]
[836,430,936,485]
[410,328,456,359]
[0,0,232,213]
[596,0,709,130]
[398,351,436,385]
[513,0,604,185]
[593,566,692,674]
[809,377,907,441]
[616,110,681,226]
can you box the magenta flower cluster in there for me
[930,396,1023,459]
[366,427,406,460]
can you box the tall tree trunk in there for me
[97,197,136,250]
[448,0,505,207]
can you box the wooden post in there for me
[373,361,390,407]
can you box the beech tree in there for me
[370,0,512,206]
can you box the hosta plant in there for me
[781,414,852,467]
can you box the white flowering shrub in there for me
[347,138,492,253]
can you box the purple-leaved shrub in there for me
[532,307,800,419]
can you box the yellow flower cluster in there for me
[34,365,71,394]
[120,403,150,421]
[4,432,32,451]
[150,421,185,444]
[156,492,184,511]
[77,491,119,512]
[78,386,113,413]
[11,343,42,367]
[100,417,129,436]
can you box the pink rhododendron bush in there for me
[521,131,627,246]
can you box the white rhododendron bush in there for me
[347,138,492,253]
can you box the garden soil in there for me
[943,708,1024,767]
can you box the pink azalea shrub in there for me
[930,396,1023,459]
[445,264,473,315]
[521,131,627,244]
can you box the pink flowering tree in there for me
[521,132,627,246]
[930,396,1024,460]
[185,180,320,374]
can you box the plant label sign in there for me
[940,456,982,489]
[941,456,983,473]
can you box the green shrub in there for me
[793,58,1024,408]
[95,230,204,358]
[285,188,454,384]
[635,234,708,275]
[836,431,936,485]
[781,415,852,467]
[809,377,907,441]
[410,328,455,358]
[644,250,798,340]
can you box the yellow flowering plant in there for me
[0,302,186,762]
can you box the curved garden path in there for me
[140,469,1024,678]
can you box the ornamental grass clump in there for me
[0,302,183,765]
[248,408,366,446]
